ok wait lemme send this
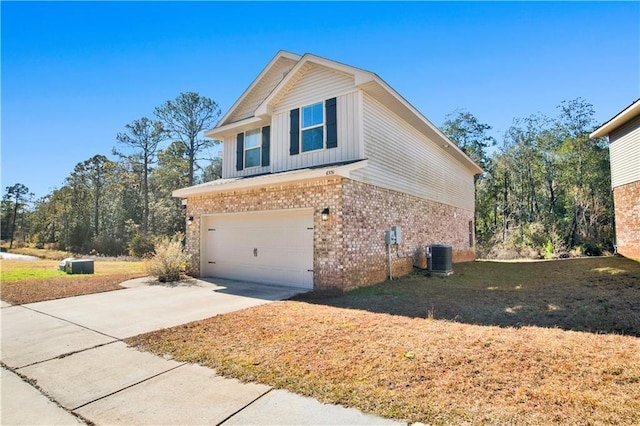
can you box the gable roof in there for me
[207,51,482,175]
[590,98,640,139]
[217,50,301,127]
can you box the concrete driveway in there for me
[1,278,403,425]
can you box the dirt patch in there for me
[1,274,144,304]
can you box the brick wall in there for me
[614,180,640,260]
[341,179,475,290]
[184,176,475,291]
[184,178,345,290]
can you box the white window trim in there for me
[300,101,325,153]
[244,128,262,169]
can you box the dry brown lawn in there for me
[126,256,640,424]
[305,257,640,336]
[1,259,145,304]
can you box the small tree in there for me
[115,117,164,234]
[145,234,189,282]
[154,92,221,186]
[128,231,155,258]
[2,184,32,249]
[442,110,496,243]
[442,110,496,171]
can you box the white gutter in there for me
[172,160,368,198]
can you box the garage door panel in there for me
[202,210,313,289]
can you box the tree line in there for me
[2,92,222,256]
[442,98,613,258]
[3,96,613,259]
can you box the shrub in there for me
[144,234,189,282]
[128,232,155,258]
[543,240,554,259]
[580,242,603,256]
[91,234,126,256]
[480,222,572,260]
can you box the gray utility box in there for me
[62,259,94,274]
[426,244,453,276]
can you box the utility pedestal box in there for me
[62,259,94,274]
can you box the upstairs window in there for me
[244,129,261,168]
[236,126,270,171]
[301,102,324,152]
[289,98,336,156]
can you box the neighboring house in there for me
[590,99,640,260]
[173,51,482,291]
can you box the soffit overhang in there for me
[173,159,368,198]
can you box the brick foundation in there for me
[184,177,475,291]
[614,180,640,260]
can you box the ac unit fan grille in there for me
[428,244,453,275]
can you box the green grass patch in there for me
[1,259,146,304]
[2,267,67,283]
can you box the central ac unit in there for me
[426,244,453,276]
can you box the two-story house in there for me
[590,99,640,260]
[173,51,482,291]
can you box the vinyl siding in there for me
[609,114,640,188]
[352,92,475,211]
[273,64,355,113]
[222,63,362,178]
[222,133,271,178]
[223,92,362,178]
[271,91,362,173]
[223,57,298,125]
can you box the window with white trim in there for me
[244,128,261,168]
[301,102,324,152]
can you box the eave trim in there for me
[173,160,368,198]
[590,99,640,139]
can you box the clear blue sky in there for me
[2,1,639,201]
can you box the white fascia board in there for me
[205,116,264,139]
[172,160,368,198]
[254,55,309,116]
[216,50,302,127]
[590,99,640,139]
[301,54,374,82]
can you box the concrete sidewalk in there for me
[1,279,405,425]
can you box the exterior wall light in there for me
[321,208,330,221]
[187,215,194,225]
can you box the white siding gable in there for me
[272,63,355,113]
[609,114,640,188]
[352,92,475,211]
[224,63,364,178]
[223,56,298,125]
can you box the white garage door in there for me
[202,209,314,289]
